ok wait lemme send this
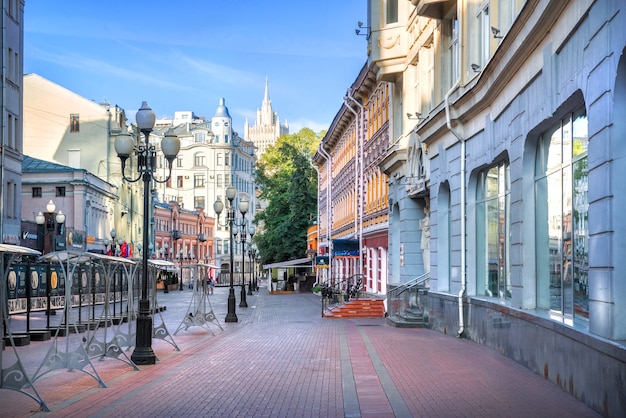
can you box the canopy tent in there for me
[263,258,315,292]
[263,257,314,270]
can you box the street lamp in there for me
[246,226,256,295]
[213,185,248,322]
[114,101,180,366]
[232,223,248,308]
[248,244,256,295]
[35,200,66,254]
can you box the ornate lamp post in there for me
[213,186,248,322]
[246,226,256,295]
[35,200,66,254]
[248,244,258,293]
[232,223,248,308]
[114,101,180,365]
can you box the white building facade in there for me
[154,98,256,273]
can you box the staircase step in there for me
[324,299,385,319]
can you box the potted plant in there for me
[271,277,278,291]
[312,284,322,296]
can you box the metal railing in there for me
[320,274,364,316]
[386,273,430,322]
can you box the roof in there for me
[263,257,314,269]
[23,155,76,173]
[213,97,231,118]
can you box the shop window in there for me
[535,107,588,319]
[476,161,510,300]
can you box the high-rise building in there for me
[244,78,289,158]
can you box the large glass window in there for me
[477,161,510,300]
[535,108,588,319]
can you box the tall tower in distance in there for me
[244,78,289,158]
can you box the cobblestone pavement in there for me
[1,285,600,417]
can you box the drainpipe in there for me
[445,79,466,338]
[344,89,365,277]
[318,146,333,284]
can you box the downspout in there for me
[318,146,333,284]
[344,89,365,277]
[445,79,466,338]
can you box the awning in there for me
[263,257,314,269]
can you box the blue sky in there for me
[24,1,367,135]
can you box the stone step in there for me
[324,299,386,319]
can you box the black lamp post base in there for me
[131,299,156,365]
[247,283,253,295]
[225,287,238,322]
[239,287,248,307]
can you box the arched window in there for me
[535,107,588,318]
[476,160,510,300]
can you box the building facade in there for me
[154,201,214,272]
[21,156,118,254]
[22,74,136,245]
[314,64,390,296]
[154,98,256,277]
[1,0,24,245]
[363,0,626,414]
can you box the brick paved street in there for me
[1,285,600,417]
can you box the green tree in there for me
[254,128,320,265]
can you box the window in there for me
[437,183,451,291]
[477,161,510,300]
[7,115,15,149]
[177,176,183,188]
[176,156,183,168]
[194,153,205,167]
[194,196,205,209]
[217,174,223,187]
[195,132,206,143]
[56,186,66,197]
[478,3,490,67]
[225,153,230,166]
[535,108,588,319]
[224,134,229,143]
[217,153,223,166]
[447,13,460,86]
[32,187,42,198]
[70,114,80,132]
[386,0,398,24]
[194,174,205,188]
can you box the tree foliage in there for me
[254,128,320,265]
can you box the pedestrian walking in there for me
[208,277,215,294]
